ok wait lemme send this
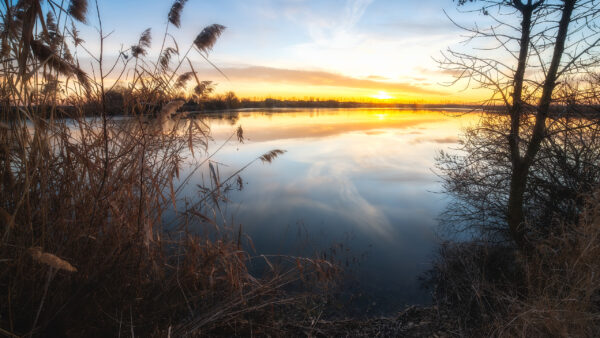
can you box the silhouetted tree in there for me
[224,91,240,109]
[440,0,600,249]
[438,109,600,242]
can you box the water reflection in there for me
[186,108,478,313]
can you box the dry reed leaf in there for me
[261,255,274,271]
[0,207,13,228]
[29,247,77,272]
[144,220,154,248]
[188,209,216,225]
[208,162,219,187]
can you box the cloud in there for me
[196,65,446,95]
[410,136,460,144]
[343,0,375,29]
[415,66,464,77]
[366,75,390,81]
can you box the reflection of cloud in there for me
[232,175,395,240]
[244,118,443,142]
[304,161,395,239]
[365,171,432,183]
[194,66,445,96]
[410,136,459,144]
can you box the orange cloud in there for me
[195,66,446,96]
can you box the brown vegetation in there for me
[430,1,600,336]
[428,191,600,337]
[0,1,338,336]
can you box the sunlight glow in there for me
[372,91,393,100]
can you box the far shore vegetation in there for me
[10,89,600,119]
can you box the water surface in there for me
[187,108,478,314]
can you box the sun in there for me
[372,91,393,100]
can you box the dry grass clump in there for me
[425,241,524,334]
[427,191,600,336]
[0,1,338,336]
[492,192,600,337]
[1,107,339,336]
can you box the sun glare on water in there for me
[372,91,393,100]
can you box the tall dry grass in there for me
[428,191,600,337]
[0,1,337,336]
[492,191,600,337]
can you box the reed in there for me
[0,1,338,336]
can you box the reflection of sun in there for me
[372,91,393,100]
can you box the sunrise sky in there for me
[79,0,493,103]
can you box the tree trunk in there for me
[506,0,577,250]
[506,1,534,248]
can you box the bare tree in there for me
[440,0,600,249]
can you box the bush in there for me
[427,191,600,336]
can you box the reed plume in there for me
[159,46,178,69]
[194,24,226,54]
[131,28,152,58]
[168,0,188,28]
[45,12,58,38]
[70,21,84,46]
[160,99,186,117]
[259,149,286,163]
[68,0,88,23]
[194,81,213,96]
[175,71,194,88]
[30,39,89,88]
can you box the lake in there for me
[181,108,479,314]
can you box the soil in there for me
[295,306,458,337]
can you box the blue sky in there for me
[76,0,492,101]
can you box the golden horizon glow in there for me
[372,91,393,100]
[105,75,488,104]
[201,80,490,105]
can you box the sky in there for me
[77,0,493,103]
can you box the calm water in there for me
[184,108,479,314]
